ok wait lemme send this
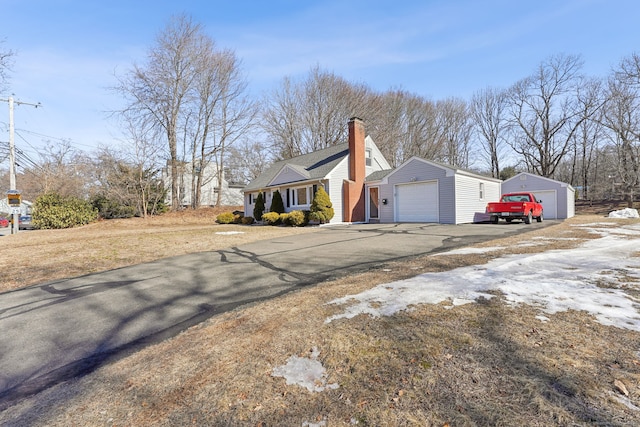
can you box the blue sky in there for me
[1,0,639,162]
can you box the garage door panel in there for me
[532,190,557,219]
[396,181,439,222]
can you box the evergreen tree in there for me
[253,192,265,221]
[271,190,285,214]
[309,187,334,223]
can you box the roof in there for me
[366,169,394,182]
[243,143,349,192]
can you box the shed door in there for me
[396,181,439,222]
[532,190,557,219]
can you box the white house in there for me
[163,160,243,208]
[501,172,575,219]
[243,118,391,223]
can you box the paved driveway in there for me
[0,221,554,407]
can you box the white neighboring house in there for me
[162,160,243,208]
[0,198,32,216]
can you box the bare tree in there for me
[436,97,472,168]
[470,87,508,178]
[0,39,15,94]
[114,15,202,210]
[600,65,640,207]
[261,66,372,159]
[507,54,586,178]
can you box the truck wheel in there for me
[524,212,532,224]
[537,212,544,223]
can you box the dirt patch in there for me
[1,208,640,425]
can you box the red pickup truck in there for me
[486,192,543,224]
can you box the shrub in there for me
[309,187,334,223]
[283,210,305,226]
[216,212,236,224]
[33,192,98,229]
[91,195,136,219]
[271,190,285,214]
[253,192,265,221]
[241,216,255,225]
[262,211,281,225]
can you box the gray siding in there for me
[502,173,574,219]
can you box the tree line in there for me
[1,16,639,215]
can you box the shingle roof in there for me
[365,169,394,182]
[243,143,350,192]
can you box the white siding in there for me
[326,158,349,223]
[454,175,501,224]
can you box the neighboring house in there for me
[163,160,243,208]
[243,117,391,223]
[502,172,575,219]
[367,157,502,224]
[0,198,32,217]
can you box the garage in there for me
[531,190,557,219]
[502,173,575,220]
[395,181,439,222]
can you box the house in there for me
[163,160,243,208]
[367,157,502,224]
[243,117,391,223]
[501,172,575,219]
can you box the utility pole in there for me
[1,96,41,234]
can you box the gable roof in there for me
[243,143,349,192]
[384,156,501,183]
[504,172,575,191]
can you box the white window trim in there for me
[291,185,311,208]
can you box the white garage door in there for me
[532,190,557,219]
[396,181,439,222]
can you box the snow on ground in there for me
[326,219,640,331]
[271,347,339,393]
[609,208,639,218]
[273,214,640,394]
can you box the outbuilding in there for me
[367,157,502,224]
[501,172,575,219]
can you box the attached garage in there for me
[395,181,439,222]
[368,157,501,224]
[502,173,575,220]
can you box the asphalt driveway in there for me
[0,221,555,408]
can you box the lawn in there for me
[1,203,639,426]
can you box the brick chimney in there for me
[343,117,366,222]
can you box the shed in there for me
[368,157,501,224]
[501,172,575,219]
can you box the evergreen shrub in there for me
[309,187,334,223]
[253,193,265,221]
[216,212,236,224]
[262,211,281,225]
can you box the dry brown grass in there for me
[1,206,640,426]
[0,207,318,293]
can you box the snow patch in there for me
[272,347,339,393]
[609,208,639,219]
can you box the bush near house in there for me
[262,212,281,225]
[282,210,306,226]
[33,192,98,229]
[215,212,236,224]
[241,216,255,225]
[309,187,334,223]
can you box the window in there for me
[295,187,308,205]
[479,183,485,200]
[365,148,372,166]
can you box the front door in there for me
[368,187,379,221]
